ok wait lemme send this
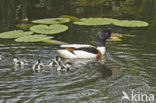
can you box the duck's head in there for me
[13,57,19,62]
[96,30,111,46]
[66,62,72,68]
[38,59,42,63]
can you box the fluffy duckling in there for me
[32,59,44,72]
[13,57,28,66]
[46,56,62,67]
[0,53,4,61]
[57,62,72,71]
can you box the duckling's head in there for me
[66,62,72,67]
[13,57,19,62]
[96,30,111,46]
[38,59,42,63]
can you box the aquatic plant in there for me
[32,18,70,24]
[16,24,34,30]
[0,30,33,39]
[15,35,53,42]
[29,24,68,34]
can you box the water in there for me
[0,0,156,103]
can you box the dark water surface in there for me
[0,0,156,103]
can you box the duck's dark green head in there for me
[96,30,111,46]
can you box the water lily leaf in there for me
[59,15,79,22]
[42,39,68,44]
[16,24,34,30]
[73,18,117,26]
[15,35,53,42]
[112,33,135,38]
[29,24,68,34]
[113,20,149,27]
[32,18,70,24]
[0,30,33,39]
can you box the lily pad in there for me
[15,35,53,42]
[16,24,34,30]
[32,18,70,24]
[0,30,33,39]
[113,20,149,27]
[29,24,68,34]
[42,39,68,44]
[73,18,117,26]
[59,15,79,22]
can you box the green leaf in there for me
[73,18,117,26]
[29,24,68,34]
[0,30,33,39]
[113,20,149,27]
[59,15,79,22]
[32,18,70,24]
[42,39,68,44]
[16,24,34,30]
[15,35,53,42]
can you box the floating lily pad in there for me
[29,24,68,34]
[73,18,117,26]
[59,15,79,22]
[113,20,149,27]
[0,30,33,39]
[15,35,53,42]
[16,24,34,30]
[32,18,70,24]
[42,39,68,44]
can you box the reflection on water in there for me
[0,0,156,102]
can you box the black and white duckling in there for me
[46,56,62,67]
[32,59,44,72]
[0,53,4,61]
[57,30,112,59]
[57,62,72,71]
[13,57,28,66]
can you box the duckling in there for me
[46,56,62,67]
[32,59,44,72]
[13,57,28,66]
[0,53,4,61]
[57,62,72,71]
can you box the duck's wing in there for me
[59,44,98,54]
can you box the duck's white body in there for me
[57,44,105,59]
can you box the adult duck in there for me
[57,30,111,59]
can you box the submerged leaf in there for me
[73,18,117,26]
[29,24,68,34]
[0,30,33,39]
[15,35,53,42]
[16,24,34,30]
[113,20,149,27]
[42,39,68,44]
[32,18,70,24]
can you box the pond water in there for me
[0,0,156,103]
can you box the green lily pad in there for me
[32,18,70,24]
[112,33,135,38]
[0,30,33,39]
[15,35,53,42]
[59,15,79,22]
[113,20,149,27]
[16,24,34,30]
[73,18,117,26]
[42,39,68,44]
[29,24,68,34]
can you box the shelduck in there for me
[13,57,28,66]
[57,30,111,59]
[46,56,62,67]
[32,59,44,72]
[57,62,72,71]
